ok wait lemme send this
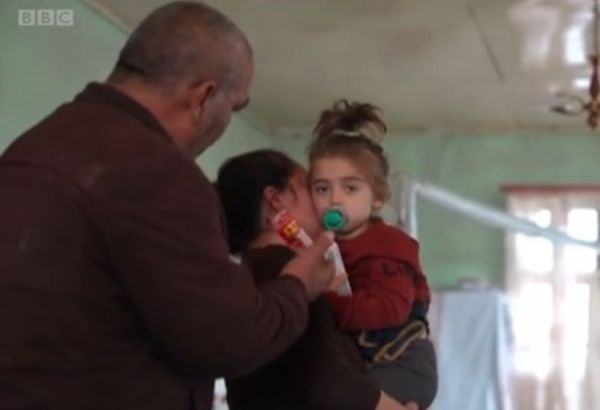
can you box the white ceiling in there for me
[88,0,600,135]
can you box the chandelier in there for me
[552,0,600,129]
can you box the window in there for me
[504,186,599,410]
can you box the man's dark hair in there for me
[110,1,252,91]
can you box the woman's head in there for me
[308,100,390,238]
[215,149,320,254]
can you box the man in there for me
[0,2,336,409]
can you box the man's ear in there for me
[263,186,284,212]
[188,80,217,120]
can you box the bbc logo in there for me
[18,9,74,27]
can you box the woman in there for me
[214,149,418,410]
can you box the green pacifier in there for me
[322,207,348,232]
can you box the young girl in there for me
[308,100,438,409]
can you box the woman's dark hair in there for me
[214,149,298,254]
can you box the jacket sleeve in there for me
[327,259,415,331]
[102,160,309,378]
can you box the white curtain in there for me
[583,279,600,409]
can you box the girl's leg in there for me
[367,339,438,409]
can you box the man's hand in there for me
[375,391,419,410]
[282,232,336,300]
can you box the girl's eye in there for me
[314,185,328,195]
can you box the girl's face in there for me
[310,156,382,239]
[267,168,322,239]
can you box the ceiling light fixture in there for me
[552,0,600,129]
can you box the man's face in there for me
[190,57,253,157]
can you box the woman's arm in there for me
[243,246,405,410]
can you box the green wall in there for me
[0,0,272,179]
[5,1,600,290]
[0,0,126,147]
[273,132,600,289]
